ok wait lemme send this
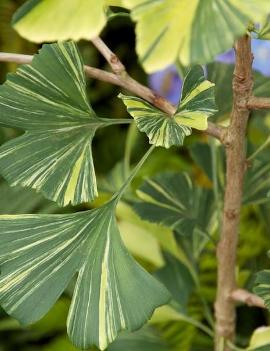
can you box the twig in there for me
[214,35,254,351]
[91,36,126,75]
[0,51,224,142]
[248,96,270,110]
[230,289,265,308]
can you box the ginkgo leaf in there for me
[120,66,216,148]
[0,41,130,206]
[126,0,270,72]
[120,94,191,148]
[12,0,107,43]
[134,172,214,237]
[254,268,270,310]
[258,21,270,39]
[0,200,170,350]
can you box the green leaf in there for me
[154,253,195,310]
[0,199,170,350]
[43,336,79,351]
[108,326,169,351]
[120,66,217,148]
[127,0,270,72]
[258,22,270,39]
[248,327,270,350]
[134,172,214,237]
[12,0,107,43]
[243,159,270,205]
[254,267,270,310]
[0,41,129,206]
[0,181,58,214]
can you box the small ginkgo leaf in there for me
[126,0,270,72]
[120,66,216,148]
[12,0,107,43]
[0,41,129,206]
[120,94,191,148]
[0,200,170,350]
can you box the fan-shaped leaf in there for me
[254,268,270,310]
[12,0,107,43]
[0,41,128,206]
[134,172,214,237]
[0,200,170,350]
[126,0,270,72]
[108,326,169,351]
[120,66,216,148]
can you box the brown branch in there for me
[214,35,254,351]
[230,289,265,309]
[91,36,126,75]
[248,96,270,110]
[0,52,224,141]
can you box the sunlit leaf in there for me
[0,41,128,206]
[258,22,270,39]
[126,0,270,72]
[248,327,270,350]
[12,0,107,43]
[0,199,170,350]
[120,66,216,148]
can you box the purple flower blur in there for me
[149,39,270,104]
[215,49,235,64]
[252,39,270,76]
[148,65,182,105]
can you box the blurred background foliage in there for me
[1,1,270,350]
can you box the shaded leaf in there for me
[0,199,170,350]
[0,181,59,215]
[134,172,214,237]
[154,253,195,310]
[108,326,169,351]
[254,267,270,310]
[243,159,270,205]
[13,0,107,43]
[0,41,128,206]
[120,66,216,148]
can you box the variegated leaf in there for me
[120,94,191,148]
[254,269,270,310]
[134,172,214,237]
[125,0,270,72]
[12,0,107,43]
[120,66,216,148]
[0,41,129,206]
[0,200,170,350]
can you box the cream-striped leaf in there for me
[120,66,216,148]
[134,172,214,237]
[254,269,270,310]
[0,41,128,206]
[120,94,191,148]
[125,0,270,72]
[0,200,170,350]
[12,0,107,43]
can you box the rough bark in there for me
[215,35,253,351]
